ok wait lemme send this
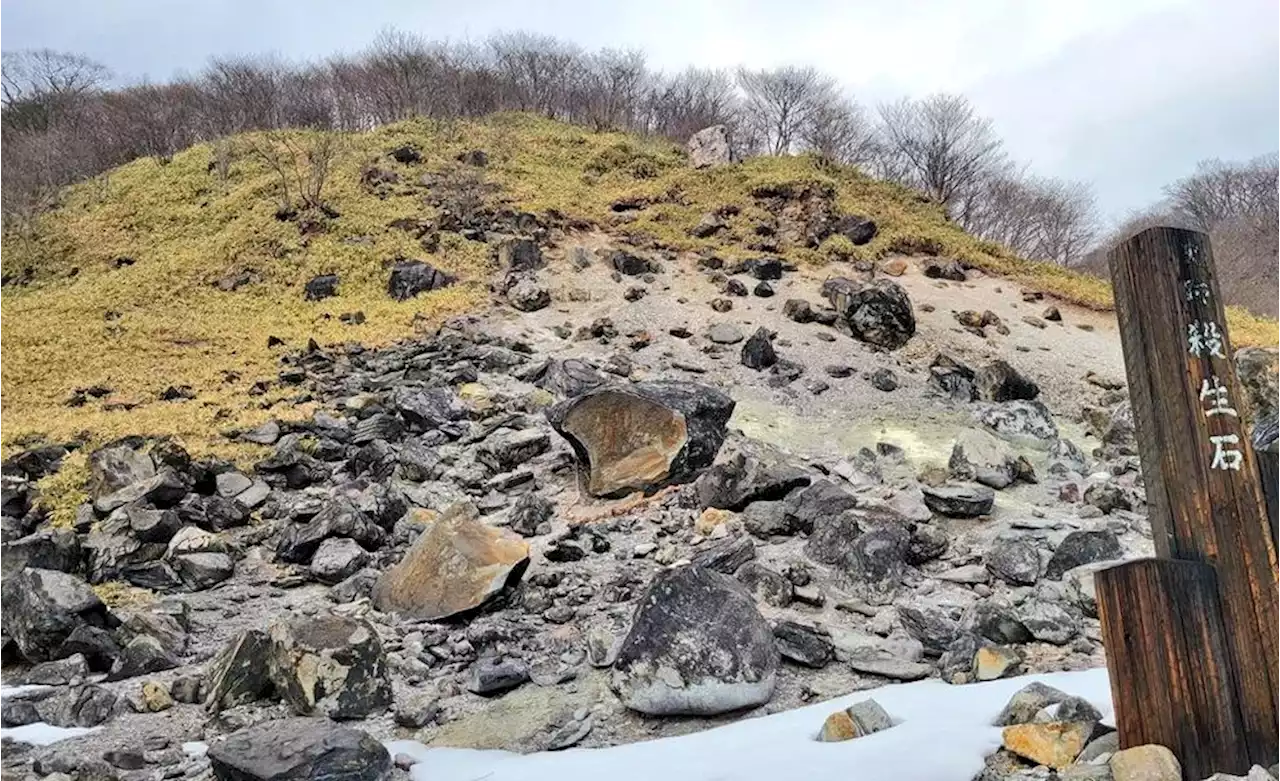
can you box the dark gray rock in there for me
[803,509,862,568]
[1,568,111,663]
[741,327,778,370]
[93,468,189,515]
[783,299,816,324]
[690,535,756,574]
[500,238,543,272]
[508,493,554,537]
[478,429,550,473]
[546,381,735,498]
[975,360,1040,402]
[1,528,82,573]
[824,277,916,350]
[921,257,966,281]
[387,260,455,301]
[125,504,182,542]
[107,635,178,681]
[55,624,120,671]
[965,601,1032,645]
[276,498,384,565]
[741,500,791,538]
[848,526,911,583]
[172,552,234,590]
[611,565,779,715]
[24,653,89,685]
[772,621,833,668]
[920,484,995,517]
[310,538,371,585]
[610,251,658,276]
[1017,601,1080,645]
[88,438,155,501]
[208,718,391,781]
[36,684,118,728]
[1083,482,1134,514]
[1045,530,1122,579]
[833,214,877,245]
[537,359,609,398]
[204,630,275,712]
[905,525,950,565]
[985,540,1041,585]
[735,562,793,607]
[786,480,859,534]
[929,354,976,401]
[868,368,899,391]
[304,274,339,301]
[170,675,202,704]
[466,658,530,695]
[897,606,961,657]
[694,453,810,511]
[268,614,392,719]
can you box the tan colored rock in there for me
[881,258,908,277]
[372,502,529,621]
[1110,744,1181,781]
[546,382,734,498]
[140,681,173,712]
[696,508,733,536]
[819,709,858,741]
[817,699,893,742]
[974,645,1022,681]
[1001,721,1092,769]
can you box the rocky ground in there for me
[2,197,1277,781]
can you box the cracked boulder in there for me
[372,502,528,621]
[267,614,392,720]
[1,568,113,663]
[547,381,734,498]
[611,564,778,716]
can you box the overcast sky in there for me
[3,0,1276,222]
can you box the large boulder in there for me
[921,484,995,517]
[88,438,155,501]
[948,429,1020,489]
[386,260,456,301]
[205,629,274,712]
[1,568,112,663]
[687,125,733,169]
[371,502,528,621]
[611,565,778,715]
[985,540,1042,585]
[267,614,391,720]
[693,453,810,511]
[976,400,1059,448]
[1045,530,1123,580]
[823,277,915,349]
[546,381,734,498]
[208,718,390,781]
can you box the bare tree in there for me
[2,49,110,132]
[874,94,1006,213]
[800,97,876,166]
[736,66,838,155]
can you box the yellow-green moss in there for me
[3,114,1275,459]
[35,450,90,528]
[92,581,156,609]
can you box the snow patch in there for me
[386,668,1113,781]
[2,723,97,746]
[182,741,210,758]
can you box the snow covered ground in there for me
[388,668,1115,781]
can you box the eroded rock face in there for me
[546,381,734,498]
[267,614,391,720]
[207,718,391,781]
[371,502,529,621]
[611,565,778,716]
[1,568,112,663]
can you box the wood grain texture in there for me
[1107,227,1279,766]
[1096,558,1249,778]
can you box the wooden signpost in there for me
[1097,227,1278,778]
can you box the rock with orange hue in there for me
[547,381,734,498]
[881,258,908,277]
[371,503,529,621]
[1001,721,1092,769]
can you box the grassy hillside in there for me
[3,113,1275,462]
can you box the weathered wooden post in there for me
[1096,227,1278,777]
